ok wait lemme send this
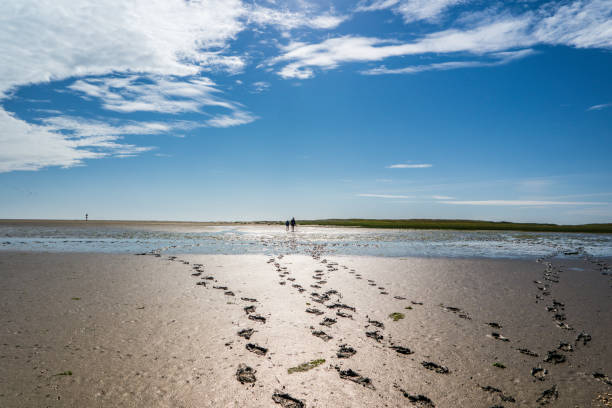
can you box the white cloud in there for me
[442,200,605,206]
[357,0,467,23]
[68,75,240,114]
[206,110,258,128]
[252,81,271,93]
[362,49,534,75]
[0,0,250,97]
[0,0,346,172]
[270,17,534,78]
[0,110,152,172]
[272,0,612,79]
[433,195,454,200]
[387,163,432,168]
[248,6,348,30]
[587,102,612,111]
[358,193,413,199]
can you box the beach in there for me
[1,249,611,407]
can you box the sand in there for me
[1,251,611,407]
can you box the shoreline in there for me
[1,218,611,234]
[1,251,611,406]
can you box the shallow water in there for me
[1,223,611,258]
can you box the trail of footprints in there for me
[147,247,610,407]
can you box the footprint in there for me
[367,319,385,329]
[593,372,612,386]
[366,331,383,342]
[517,348,539,357]
[248,315,266,324]
[237,328,255,340]
[575,331,591,346]
[305,308,324,315]
[531,366,548,381]
[244,305,256,315]
[319,317,337,327]
[480,386,515,403]
[336,367,375,390]
[536,384,558,405]
[224,291,235,296]
[236,364,256,384]
[337,344,357,358]
[390,346,413,355]
[272,392,304,408]
[490,332,510,342]
[421,361,449,374]
[327,303,355,312]
[241,297,257,302]
[312,330,332,341]
[399,391,435,407]
[544,350,566,364]
[336,311,352,319]
[246,343,268,356]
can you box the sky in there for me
[1,0,611,224]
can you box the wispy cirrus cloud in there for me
[362,49,534,75]
[441,200,606,206]
[387,163,432,168]
[358,193,413,199]
[432,195,454,200]
[0,110,154,172]
[272,0,612,79]
[587,102,612,111]
[356,0,468,23]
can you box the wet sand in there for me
[1,251,611,407]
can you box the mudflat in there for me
[0,251,611,407]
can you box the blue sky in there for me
[1,0,611,223]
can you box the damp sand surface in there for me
[1,252,611,407]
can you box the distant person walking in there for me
[290,217,296,232]
[85,213,88,222]
[285,220,290,231]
